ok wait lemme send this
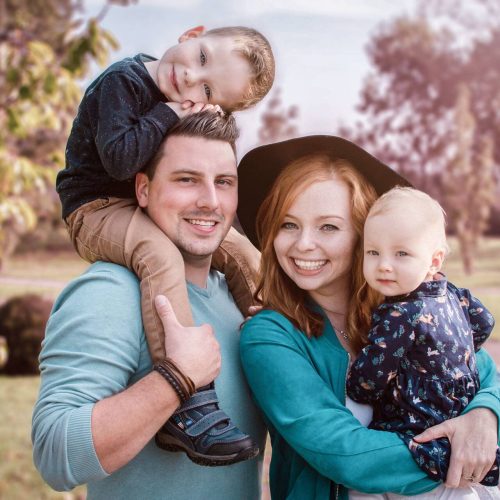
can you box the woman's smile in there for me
[291,258,328,272]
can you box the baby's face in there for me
[157,33,252,110]
[363,211,439,297]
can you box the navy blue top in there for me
[56,54,179,219]
[347,278,495,435]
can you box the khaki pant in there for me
[66,197,260,363]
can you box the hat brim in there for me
[237,135,411,250]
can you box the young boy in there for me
[347,187,499,498]
[56,26,275,466]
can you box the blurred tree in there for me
[443,85,495,273]
[0,0,132,269]
[257,88,299,145]
[343,0,500,271]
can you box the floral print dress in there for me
[347,278,499,485]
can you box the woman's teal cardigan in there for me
[240,309,500,500]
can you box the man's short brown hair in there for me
[205,27,275,111]
[143,111,239,179]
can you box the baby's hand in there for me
[166,101,223,118]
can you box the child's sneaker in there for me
[155,383,259,466]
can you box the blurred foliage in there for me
[341,0,500,271]
[0,294,53,375]
[257,88,299,145]
[0,0,133,269]
[443,85,495,273]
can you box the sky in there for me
[85,0,416,155]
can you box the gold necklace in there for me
[324,312,349,342]
[319,304,349,342]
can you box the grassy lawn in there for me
[4,250,88,282]
[442,237,500,340]
[0,239,499,498]
[0,251,88,301]
[0,376,86,499]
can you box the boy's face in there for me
[156,27,252,110]
[363,211,444,297]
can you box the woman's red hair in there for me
[255,153,382,354]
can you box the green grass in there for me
[0,284,66,301]
[4,250,88,282]
[442,237,500,340]
[0,376,86,499]
[0,251,88,302]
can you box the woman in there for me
[237,136,500,499]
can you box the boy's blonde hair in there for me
[206,27,275,111]
[367,187,449,252]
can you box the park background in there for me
[1,0,500,498]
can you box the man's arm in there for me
[32,264,220,491]
[92,294,219,473]
[414,348,500,487]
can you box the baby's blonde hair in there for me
[367,187,449,253]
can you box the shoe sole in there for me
[155,433,260,467]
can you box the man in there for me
[32,112,266,499]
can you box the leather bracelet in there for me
[154,364,188,404]
[153,358,195,404]
[161,358,196,397]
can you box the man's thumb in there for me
[154,295,179,327]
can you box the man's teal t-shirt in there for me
[32,262,266,500]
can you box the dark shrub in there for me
[0,336,7,370]
[0,294,52,375]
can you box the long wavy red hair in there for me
[255,153,382,354]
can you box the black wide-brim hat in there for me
[237,135,411,250]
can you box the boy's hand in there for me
[166,101,223,118]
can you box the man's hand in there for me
[413,408,498,487]
[166,101,223,118]
[155,295,221,388]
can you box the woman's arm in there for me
[413,348,500,487]
[240,310,436,495]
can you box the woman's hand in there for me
[413,408,498,487]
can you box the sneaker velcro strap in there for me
[174,390,219,413]
[185,410,231,437]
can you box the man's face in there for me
[136,135,238,265]
[157,28,252,110]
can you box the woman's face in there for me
[273,177,358,302]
